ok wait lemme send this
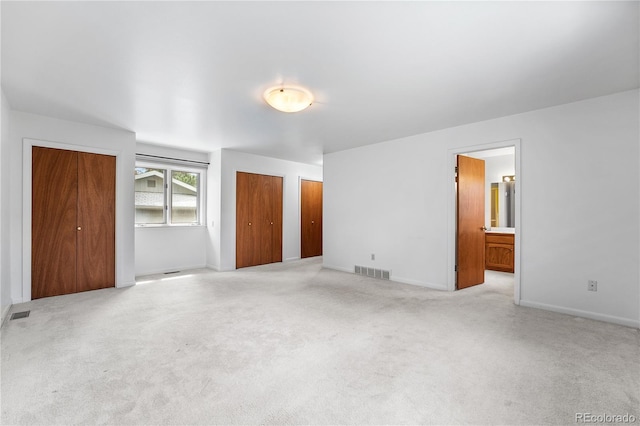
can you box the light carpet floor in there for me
[1,258,638,425]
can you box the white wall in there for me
[135,227,207,276]
[1,90,12,322]
[324,90,639,327]
[484,154,515,184]
[9,111,136,303]
[134,142,210,276]
[217,149,322,271]
[206,150,222,270]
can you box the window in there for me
[135,164,204,226]
[134,167,166,224]
[170,170,199,224]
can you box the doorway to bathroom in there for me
[448,140,521,305]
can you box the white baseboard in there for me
[392,276,448,291]
[116,281,136,289]
[206,263,236,272]
[322,264,353,274]
[135,264,208,278]
[322,264,448,291]
[1,303,12,328]
[520,299,640,329]
[208,259,308,271]
[206,263,220,272]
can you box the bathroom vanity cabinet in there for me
[485,232,514,273]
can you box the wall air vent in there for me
[354,265,391,281]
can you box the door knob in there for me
[248,222,252,226]
[480,226,487,231]
[77,226,82,231]
[270,222,273,225]
[311,221,314,224]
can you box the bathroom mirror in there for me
[490,181,515,228]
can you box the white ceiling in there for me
[2,1,638,165]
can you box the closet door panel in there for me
[301,180,322,258]
[77,152,116,292]
[236,172,257,268]
[236,172,283,268]
[32,147,78,299]
[270,176,283,263]
[256,175,271,266]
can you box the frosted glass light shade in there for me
[263,86,313,113]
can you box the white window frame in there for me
[135,160,206,227]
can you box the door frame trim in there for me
[447,138,522,305]
[22,138,121,302]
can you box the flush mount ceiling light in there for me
[263,86,313,113]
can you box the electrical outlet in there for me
[588,280,598,292]
[371,253,375,261]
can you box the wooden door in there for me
[257,176,272,265]
[236,172,258,268]
[301,180,323,258]
[32,147,78,299]
[236,172,283,268]
[456,155,485,289]
[257,175,283,265]
[32,147,116,299]
[268,175,283,263]
[77,152,116,291]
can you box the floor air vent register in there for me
[10,311,30,320]
[354,266,391,280]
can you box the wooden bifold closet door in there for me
[236,172,283,269]
[301,180,322,258]
[32,147,115,299]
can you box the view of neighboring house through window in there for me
[134,168,166,224]
[171,170,199,224]
[135,165,202,225]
